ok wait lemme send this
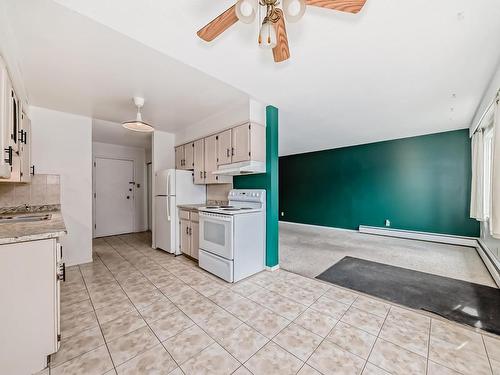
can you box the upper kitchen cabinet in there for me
[175,145,184,169]
[0,57,31,183]
[216,123,265,165]
[232,123,265,163]
[193,139,204,184]
[175,143,194,170]
[216,129,232,166]
[19,112,31,183]
[184,142,194,170]
[202,135,231,185]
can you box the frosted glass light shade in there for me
[258,19,277,49]
[283,0,306,22]
[122,120,154,132]
[235,0,257,24]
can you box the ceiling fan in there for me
[197,0,367,63]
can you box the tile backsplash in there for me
[0,174,61,208]
[207,183,232,203]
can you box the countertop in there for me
[177,204,206,212]
[0,210,67,245]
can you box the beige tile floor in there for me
[45,232,500,375]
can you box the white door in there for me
[95,158,135,237]
[147,163,152,230]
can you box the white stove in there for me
[198,189,266,282]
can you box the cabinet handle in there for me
[200,171,203,179]
[231,147,234,156]
[4,146,12,166]
[30,165,35,176]
[186,227,189,235]
[204,171,206,179]
[189,227,192,235]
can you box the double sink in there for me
[0,213,52,224]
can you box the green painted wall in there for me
[234,106,279,267]
[279,129,479,237]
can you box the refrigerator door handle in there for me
[167,196,171,221]
[166,172,171,197]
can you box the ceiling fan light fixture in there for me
[282,0,306,22]
[235,0,257,24]
[258,18,277,49]
[122,97,154,133]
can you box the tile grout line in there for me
[98,237,186,373]
[76,264,118,375]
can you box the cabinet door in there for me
[193,139,205,184]
[180,219,191,256]
[175,146,184,169]
[217,129,232,165]
[184,142,194,170]
[190,221,199,260]
[20,112,31,183]
[9,87,19,153]
[204,135,218,184]
[232,123,251,163]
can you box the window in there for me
[483,123,494,220]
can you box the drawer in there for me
[179,209,190,220]
[190,212,199,222]
[199,250,233,283]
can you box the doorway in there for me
[94,157,135,237]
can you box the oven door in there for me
[199,212,233,260]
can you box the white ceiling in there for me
[4,0,249,136]
[6,0,500,155]
[92,119,151,149]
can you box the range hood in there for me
[212,160,266,176]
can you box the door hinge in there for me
[249,124,251,129]
[216,136,218,140]
[57,334,61,342]
[249,152,251,157]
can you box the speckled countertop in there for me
[177,204,206,212]
[0,206,67,245]
[177,200,229,212]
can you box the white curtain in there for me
[490,101,500,238]
[470,131,485,220]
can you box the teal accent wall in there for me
[279,129,479,237]
[234,106,279,267]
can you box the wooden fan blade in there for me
[272,9,290,63]
[197,5,238,42]
[305,0,367,14]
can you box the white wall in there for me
[92,142,147,234]
[30,106,93,266]
[174,98,266,145]
[471,62,500,135]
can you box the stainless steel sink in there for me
[0,213,52,223]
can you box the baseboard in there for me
[265,264,280,271]
[359,225,478,247]
[279,221,358,233]
[476,240,500,287]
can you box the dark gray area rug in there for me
[316,256,500,335]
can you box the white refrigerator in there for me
[154,169,206,254]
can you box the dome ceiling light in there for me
[122,97,154,133]
[197,0,367,63]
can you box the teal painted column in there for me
[265,106,279,267]
[233,105,279,267]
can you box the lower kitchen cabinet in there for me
[0,237,63,375]
[179,209,200,260]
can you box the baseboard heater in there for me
[358,225,478,247]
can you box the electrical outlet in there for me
[385,219,391,227]
[281,212,285,217]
